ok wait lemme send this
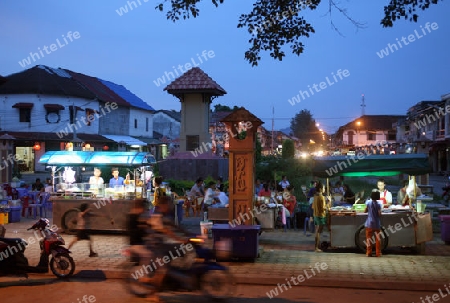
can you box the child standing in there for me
[364,190,382,257]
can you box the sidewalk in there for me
[1,214,450,291]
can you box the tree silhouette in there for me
[156,0,442,66]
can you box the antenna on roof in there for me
[361,94,366,116]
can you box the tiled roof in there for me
[99,79,155,111]
[210,111,231,124]
[64,69,130,107]
[164,67,226,96]
[154,110,181,122]
[0,65,96,99]
[221,107,263,124]
[341,115,405,131]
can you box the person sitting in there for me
[215,176,224,192]
[190,178,204,197]
[343,184,356,204]
[282,185,297,229]
[32,178,45,192]
[258,183,272,197]
[203,181,220,210]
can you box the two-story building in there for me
[335,115,405,152]
[397,96,450,172]
[0,65,155,173]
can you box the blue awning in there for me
[39,151,156,167]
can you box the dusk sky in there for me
[1,1,449,134]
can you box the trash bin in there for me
[439,215,450,244]
[0,208,9,225]
[176,199,184,225]
[212,223,260,261]
[9,205,22,223]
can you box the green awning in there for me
[311,154,431,178]
[39,151,156,167]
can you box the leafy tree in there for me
[282,139,295,159]
[213,104,240,112]
[255,137,262,163]
[290,109,321,149]
[156,0,442,66]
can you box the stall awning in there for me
[12,102,34,109]
[44,104,65,110]
[102,135,147,146]
[39,151,156,167]
[311,154,432,178]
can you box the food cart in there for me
[311,154,434,254]
[38,151,156,234]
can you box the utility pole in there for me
[271,106,274,154]
[361,94,366,116]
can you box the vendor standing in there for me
[377,178,392,206]
[109,167,125,187]
[89,168,104,187]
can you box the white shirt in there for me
[379,189,392,204]
[279,180,290,189]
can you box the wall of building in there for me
[128,108,153,137]
[153,112,180,138]
[0,94,101,135]
[180,93,210,151]
[98,105,130,135]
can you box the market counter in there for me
[329,211,432,252]
[52,197,145,233]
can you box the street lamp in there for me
[356,121,361,147]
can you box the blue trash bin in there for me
[9,205,22,223]
[176,199,184,224]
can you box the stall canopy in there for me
[39,151,156,167]
[311,154,432,178]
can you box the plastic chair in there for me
[40,192,51,218]
[21,196,33,217]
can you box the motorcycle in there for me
[122,236,234,300]
[0,218,75,278]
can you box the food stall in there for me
[312,154,434,254]
[39,151,156,234]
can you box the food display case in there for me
[312,154,434,254]
[39,151,155,234]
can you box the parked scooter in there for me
[122,236,233,300]
[0,218,75,278]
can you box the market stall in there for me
[39,151,156,233]
[311,153,433,253]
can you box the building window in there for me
[85,109,95,126]
[134,119,138,129]
[19,108,31,122]
[367,132,376,141]
[387,131,396,141]
[146,118,149,132]
[44,104,64,123]
[186,135,199,151]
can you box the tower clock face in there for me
[46,112,60,123]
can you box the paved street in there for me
[1,173,449,292]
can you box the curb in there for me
[1,268,445,292]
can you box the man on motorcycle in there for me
[127,195,193,300]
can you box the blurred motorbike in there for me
[122,236,233,300]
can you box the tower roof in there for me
[164,67,226,97]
